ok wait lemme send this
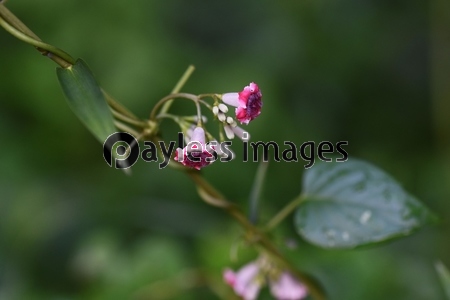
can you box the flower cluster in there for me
[223,260,308,300]
[174,82,262,171]
[214,82,262,140]
[174,127,215,170]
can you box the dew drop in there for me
[360,210,372,224]
[342,231,350,241]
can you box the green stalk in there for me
[149,93,200,122]
[111,109,147,128]
[0,4,39,40]
[113,120,140,138]
[0,11,74,67]
[265,194,305,231]
[249,161,269,224]
[158,65,195,116]
[102,90,140,120]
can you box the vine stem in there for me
[113,120,140,138]
[187,171,326,300]
[0,4,74,67]
[111,109,147,128]
[102,90,140,120]
[0,3,39,39]
[149,93,202,123]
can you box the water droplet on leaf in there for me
[360,210,372,224]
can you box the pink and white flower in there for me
[174,127,215,170]
[223,262,262,300]
[224,261,308,300]
[221,82,263,125]
[270,272,308,300]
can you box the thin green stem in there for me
[111,109,147,128]
[114,120,140,138]
[435,261,450,298]
[103,90,139,120]
[198,93,219,101]
[150,93,201,122]
[159,65,195,116]
[0,14,74,67]
[156,113,181,122]
[249,161,269,224]
[265,194,306,231]
[195,101,202,127]
[0,4,40,40]
[198,99,213,111]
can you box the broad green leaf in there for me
[57,59,115,143]
[435,261,450,299]
[295,159,435,249]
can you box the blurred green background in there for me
[1,0,449,299]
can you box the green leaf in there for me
[435,261,450,299]
[57,59,115,143]
[294,159,435,249]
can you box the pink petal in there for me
[223,269,236,286]
[236,107,251,124]
[234,262,260,295]
[241,280,261,300]
[270,272,308,300]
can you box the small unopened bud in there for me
[218,112,226,122]
[212,106,219,115]
[218,103,228,113]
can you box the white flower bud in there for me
[218,103,229,113]
[218,112,226,122]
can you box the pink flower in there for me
[174,127,215,170]
[222,82,263,125]
[223,259,308,300]
[223,263,262,300]
[270,272,308,300]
